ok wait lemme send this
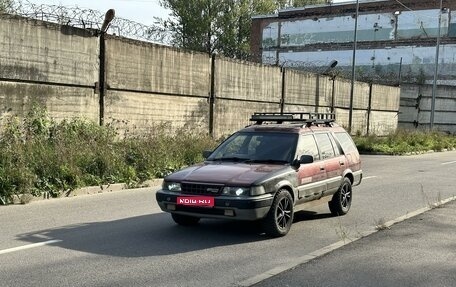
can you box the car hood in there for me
[166,162,288,186]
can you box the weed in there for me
[0,105,219,204]
[426,191,444,209]
[420,184,432,208]
[434,192,443,208]
[420,185,443,209]
[334,218,352,243]
[20,194,34,204]
[374,217,390,231]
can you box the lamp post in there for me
[430,0,443,130]
[348,0,360,134]
[98,9,115,126]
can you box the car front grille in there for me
[181,183,223,196]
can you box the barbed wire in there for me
[269,58,407,85]
[3,0,169,43]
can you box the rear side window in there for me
[334,132,358,154]
[315,133,336,160]
[296,134,320,161]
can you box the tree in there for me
[158,0,327,58]
[0,0,13,12]
[218,0,289,58]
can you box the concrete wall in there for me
[106,37,211,96]
[283,70,333,110]
[370,84,401,135]
[0,15,99,123]
[330,80,401,135]
[399,84,456,134]
[213,57,282,138]
[104,37,211,133]
[0,82,98,121]
[1,15,401,139]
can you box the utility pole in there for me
[430,0,443,130]
[348,0,359,134]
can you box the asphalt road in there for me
[255,199,456,287]
[0,151,455,287]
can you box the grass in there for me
[354,129,456,155]
[0,106,218,204]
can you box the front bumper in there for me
[156,190,273,221]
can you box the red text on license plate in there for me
[177,196,214,207]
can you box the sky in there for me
[24,0,352,26]
[24,0,170,26]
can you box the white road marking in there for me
[0,240,62,255]
[442,161,456,165]
[363,176,378,180]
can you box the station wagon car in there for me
[156,112,362,237]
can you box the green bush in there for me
[0,106,218,204]
[354,129,456,155]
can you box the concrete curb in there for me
[237,195,456,287]
[67,179,163,197]
[10,179,164,204]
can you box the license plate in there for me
[177,196,214,207]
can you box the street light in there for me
[322,59,338,75]
[98,9,115,126]
[101,9,115,33]
[348,0,360,134]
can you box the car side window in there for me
[328,133,342,156]
[296,134,320,161]
[315,133,336,160]
[334,132,357,154]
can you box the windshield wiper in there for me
[244,159,290,164]
[211,157,249,162]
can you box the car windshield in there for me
[208,132,298,163]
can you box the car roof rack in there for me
[250,112,335,127]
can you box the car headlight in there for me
[221,186,266,196]
[163,181,182,192]
[222,187,250,197]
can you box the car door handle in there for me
[339,161,345,166]
[320,166,325,171]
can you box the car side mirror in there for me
[202,150,213,159]
[292,155,314,169]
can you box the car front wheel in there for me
[261,189,294,237]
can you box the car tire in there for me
[171,213,200,226]
[261,189,294,237]
[329,177,352,216]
